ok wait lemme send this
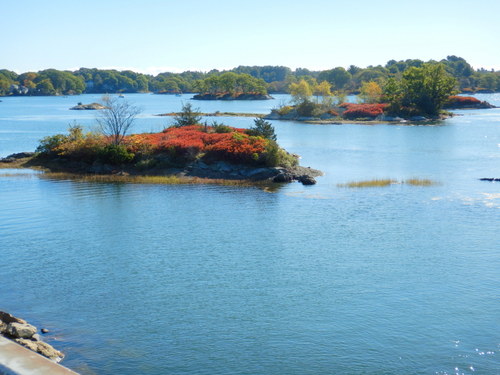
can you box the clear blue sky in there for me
[3,0,499,74]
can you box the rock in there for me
[479,178,500,182]
[70,102,106,110]
[0,321,7,334]
[409,116,427,121]
[273,172,294,183]
[0,311,27,324]
[7,322,37,339]
[41,328,49,334]
[297,175,317,185]
[32,333,42,341]
[35,341,65,362]
[15,339,64,362]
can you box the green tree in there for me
[172,102,202,127]
[247,118,277,141]
[318,67,352,90]
[384,63,457,116]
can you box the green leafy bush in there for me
[99,144,135,165]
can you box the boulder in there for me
[15,339,64,362]
[273,172,294,183]
[297,175,317,185]
[7,322,37,339]
[0,321,7,334]
[0,311,27,324]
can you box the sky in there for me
[3,0,500,74]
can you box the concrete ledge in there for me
[0,337,78,375]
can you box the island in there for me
[69,102,106,110]
[264,63,497,124]
[1,103,321,186]
[191,72,272,100]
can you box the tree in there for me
[96,95,141,145]
[383,63,457,116]
[359,81,382,103]
[247,118,277,141]
[318,67,351,90]
[313,80,332,105]
[289,79,312,104]
[172,102,202,127]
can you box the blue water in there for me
[0,94,499,374]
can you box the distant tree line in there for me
[1,56,499,97]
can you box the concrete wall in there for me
[0,337,78,375]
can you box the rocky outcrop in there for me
[180,160,321,185]
[0,311,64,362]
[69,102,106,110]
[192,93,273,100]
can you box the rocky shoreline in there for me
[0,311,64,362]
[1,153,323,186]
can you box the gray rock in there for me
[7,322,37,339]
[31,333,42,341]
[41,328,49,334]
[297,175,317,185]
[409,116,427,121]
[273,172,294,183]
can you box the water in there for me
[0,94,499,374]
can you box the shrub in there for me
[212,123,233,133]
[444,95,481,108]
[99,144,135,165]
[36,134,68,155]
[296,100,323,117]
[341,103,387,119]
[277,105,293,116]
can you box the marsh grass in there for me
[337,179,398,188]
[338,178,439,188]
[403,178,438,186]
[38,172,272,188]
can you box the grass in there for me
[37,172,274,188]
[337,178,439,188]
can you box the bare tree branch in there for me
[96,95,141,145]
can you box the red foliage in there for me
[125,125,268,162]
[340,103,388,119]
[326,109,339,116]
[447,95,481,106]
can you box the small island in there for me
[69,102,106,110]
[265,63,496,124]
[192,72,272,100]
[3,100,321,186]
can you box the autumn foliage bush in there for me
[126,125,269,164]
[340,103,388,119]
[445,95,481,107]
